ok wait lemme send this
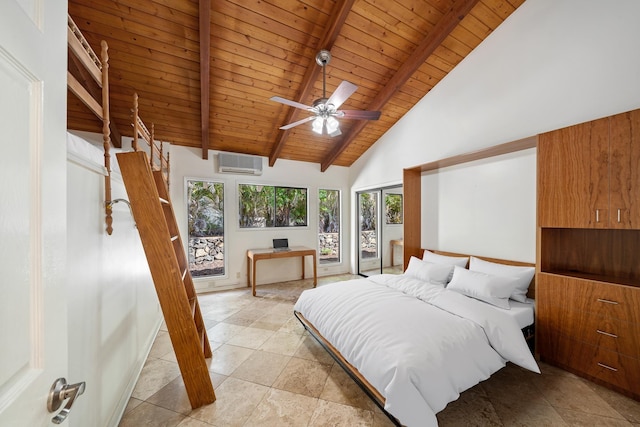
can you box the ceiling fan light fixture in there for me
[312,117,324,134]
[326,116,340,134]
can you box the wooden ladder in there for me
[117,151,215,409]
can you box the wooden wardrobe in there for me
[536,108,640,400]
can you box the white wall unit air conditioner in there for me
[217,152,263,175]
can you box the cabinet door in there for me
[538,118,609,228]
[610,109,640,229]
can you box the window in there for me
[187,179,224,277]
[238,184,307,228]
[318,189,340,264]
[385,193,403,224]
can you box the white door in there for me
[0,1,70,426]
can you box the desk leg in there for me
[390,243,395,267]
[252,259,257,296]
[247,255,251,287]
[312,253,317,287]
[301,256,305,280]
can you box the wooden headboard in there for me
[423,249,536,299]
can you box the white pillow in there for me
[469,256,535,303]
[446,266,518,309]
[422,250,468,282]
[404,256,453,286]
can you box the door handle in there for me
[47,378,86,424]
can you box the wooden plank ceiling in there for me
[67,0,524,171]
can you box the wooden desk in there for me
[247,246,317,296]
[390,239,403,267]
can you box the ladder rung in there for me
[197,326,207,354]
[159,197,169,204]
[195,317,204,334]
[171,235,178,242]
[181,268,187,281]
[189,297,196,317]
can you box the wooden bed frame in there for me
[132,93,170,190]
[294,250,536,426]
[67,14,114,234]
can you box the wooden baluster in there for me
[132,92,139,152]
[101,40,113,235]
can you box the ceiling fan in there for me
[270,50,381,137]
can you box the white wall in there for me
[349,0,640,262]
[423,148,536,261]
[170,146,351,292]
[66,142,160,427]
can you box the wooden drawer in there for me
[538,273,640,323]
[540,330,640,397]
[540,307,640,358]
[543,310,640,359]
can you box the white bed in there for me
[293,254,539,427]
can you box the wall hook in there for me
[105,199,136,227]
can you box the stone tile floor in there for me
[119,275,640,427]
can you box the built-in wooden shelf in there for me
[539,228,640,288]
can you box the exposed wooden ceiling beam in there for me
[199,0,211,160]
[69,51,123,147]
[320,0,481,172]
[268,0,356,167]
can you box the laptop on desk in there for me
[272,238,291,252]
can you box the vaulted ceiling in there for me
[67,0,524,171]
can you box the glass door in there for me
[357,185,403,277]
[358,191,381,276]
[383,187,404,274]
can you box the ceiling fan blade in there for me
[279,116,316,130]
[338,110,382,120]
[326,81,358,109]
[270,96,313,111]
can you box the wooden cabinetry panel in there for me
[537,273,640,398]
[609,110,640,229]
[538,109,640,229]
[538,273,640,324]
[539,297,639,357]
[537,108,640,400]
[537,120,601,228]
[539,330,640,398]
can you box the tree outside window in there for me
[187,180,224,277]
[385,194,403,224]
[319,189,340,263]
[239,184,307,228]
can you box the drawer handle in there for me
[596,329,618,338]
[597,362,618,372]
[597,298,619,305]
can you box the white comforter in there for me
[293,274,539,427]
